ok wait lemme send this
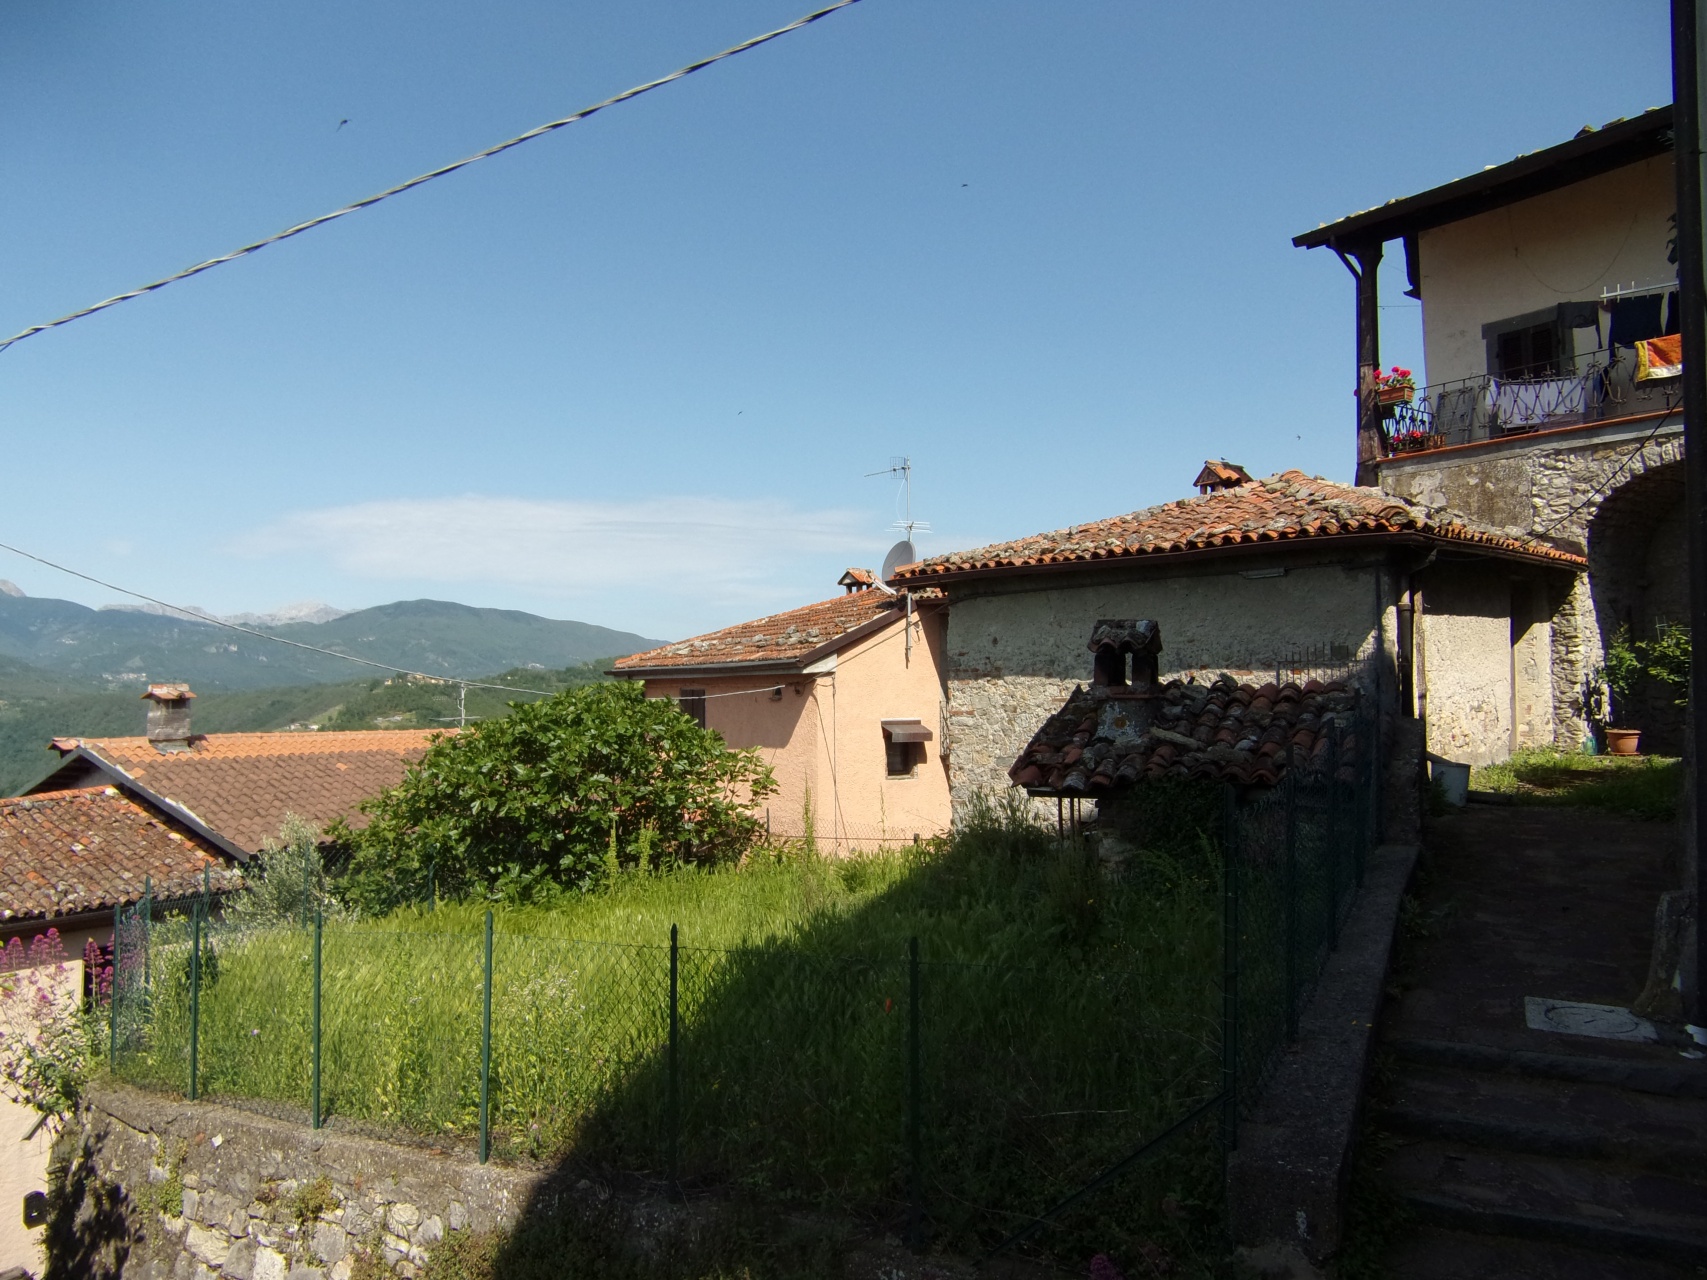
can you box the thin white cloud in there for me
[231,495,884,598]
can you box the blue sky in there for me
[0,0,1673,641]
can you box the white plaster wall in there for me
[1420,565,1513,767]
[0,954,83,1275]
[942,562,1383,805]
[1418,155,1674,386]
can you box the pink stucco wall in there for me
[639,602,951,851]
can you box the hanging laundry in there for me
[1636,333,1683,381]
[1607,294,1664,348]
[1664,290,1680,335]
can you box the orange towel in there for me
[1636,333,1683,381]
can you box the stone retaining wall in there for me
[52,1088,547,1279]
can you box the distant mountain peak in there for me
[225,601,349,628]
[0,581,22,598]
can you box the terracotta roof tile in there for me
[892,470,1585,581]
[614,589,930,673]
[0,787,239,922]
[1010,674,1361,792]
[46,731,440,855]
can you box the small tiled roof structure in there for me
[1009,674,1360,793]
[889,470,1585,584]
[0,787,240,925]
[613,589,937,676]
[32,730,442,859]
[837,567,880,592]
[1193,460,1253,494]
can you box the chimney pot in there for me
[142,683,195,751]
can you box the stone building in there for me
[889,470,1582,805]
[1295,106,1686,752]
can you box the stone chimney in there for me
[143,683,196,752]
[1193,460,1253,494]
[1088,620,1162,742]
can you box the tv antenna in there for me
[865,457,931,661]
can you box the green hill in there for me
[0,661,615,797]
[0,595,660,692]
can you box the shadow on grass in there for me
[467,790,1231,1280]
[1470,749,1682,821]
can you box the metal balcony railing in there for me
[1380,345,1682,455]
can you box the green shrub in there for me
[333,683,776,911]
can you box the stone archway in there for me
[1586,459,1688,754]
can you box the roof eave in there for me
[1293,106,1674,249]
[612,606,908,681]
[892,529,1582,587]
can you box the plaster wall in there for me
[1417,155,1673,386]
[639,605,950,849]
[0,952,84,1276]
[639,671,821,840]
[941,561,1383,807]
[1419,565,1515,768]
[806,607,950,849]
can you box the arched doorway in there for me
[1586,460,1688,754]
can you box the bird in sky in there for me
[336,119,349,130]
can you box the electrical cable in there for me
[0,0,865,357]
[0,537,562,697]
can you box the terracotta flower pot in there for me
[1605,727,1642,756]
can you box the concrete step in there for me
[1385,1224,1705,1279]
[1387,1036,1707,1099]
[1373,1063,1707,1175]
[1382,1137,1707,1267]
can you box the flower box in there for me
[1389,432,1443,455]
[1375,384,1414,406]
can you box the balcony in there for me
[1378,345,1682,458]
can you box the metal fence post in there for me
[668,923,680,1197]
[479,909,493,1164]
[1326,732,1341,947]
[907,935,923,1247]
[109,901,121,1068]
[312,908,323,1130]
[189,900,202,1102]
[1220,786,1239,1153]
[1284,768,1299,1042]
[142,875,152,996]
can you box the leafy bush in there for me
[333,683,775,912]
[0,930,97,1121]
[1591,624,1691,724]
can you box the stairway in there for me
[1377,1037,1707,1277]
[1364,803,1707,1278]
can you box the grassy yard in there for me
[1469,748,1682,821]
[113,791,1231,1273]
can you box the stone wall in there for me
[939,559,1386,807]
[51,1087,548,1279]
[1381,419,1685,749]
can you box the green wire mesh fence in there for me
[101,710,1379,1263]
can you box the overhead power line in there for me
[0,538,561,698]
[0,0,865,357]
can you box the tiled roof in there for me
[1009,674,1361,793]
[614,590,910,673]
[0,787,240,923]
[891,470,1586,581]
[42,731,440,855]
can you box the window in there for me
[881,719,933,778]
[885,736,919,778]
[678,689,706,728]
[1494,323,1561,380]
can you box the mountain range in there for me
[0,592,663,692]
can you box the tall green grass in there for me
[1471,747,1682,820]
[113,794,1230,1265]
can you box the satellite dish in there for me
[881,539,918,582]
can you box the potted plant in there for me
[1373,365,1416,406]
[1593,627,1645,755]
[1389,428,1443,454]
